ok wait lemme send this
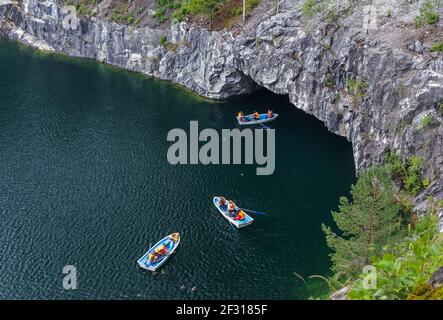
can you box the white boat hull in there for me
[213,197,254,228]
[137,234,180,271]
[237,113,278,126]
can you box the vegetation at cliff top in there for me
[302,0,325,18]
[302,0,442,30]
[62,0,260,28]
[65,0,96,17]
[64,0,141,25]
[154,0,260,28]
[301,0,353,26]
[110,3,137,24]
[415,0,441,27]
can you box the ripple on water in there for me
[0,38,355,299]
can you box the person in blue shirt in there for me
[228,200,238,218]
[218,196,227,211]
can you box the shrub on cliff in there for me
[348,213,443,300]
[431,42,443,53]
[403,156,425,195]
[345,78,367,108]
[415,0,440,27]
[181,0,222,23]
[384,153,426,196]
[64,0,96,17]
[159,34,168,46]
[303,0,324,18]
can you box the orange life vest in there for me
[149,253,157,264]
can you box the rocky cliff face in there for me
[0,0,257,98]
[1,0,442,225]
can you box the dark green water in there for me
[0,38,355,299]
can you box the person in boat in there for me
[147,253,157,264]
[238,111,246,123]
[148,244,168,264]
[170,232,180,243]
[164,233,180,248]
[253,111,260,120]
[267,109,273,119]
[157,244,168,255]
[228,200,238,218]
[233,210,246,221]
[218,196,227,210]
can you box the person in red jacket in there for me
[148,244,168,264]
[234,210,246,221]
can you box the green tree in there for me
[185,0,220,28]
[322,166,403,283]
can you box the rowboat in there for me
[213,197,254,228]
[237,113,278,125]
[137,233,180,271]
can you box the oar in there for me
[256,122,270,130]
[241,208,268,216]
[249,118,270,130]
[243,113,270,130]
[249,114,271,130]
